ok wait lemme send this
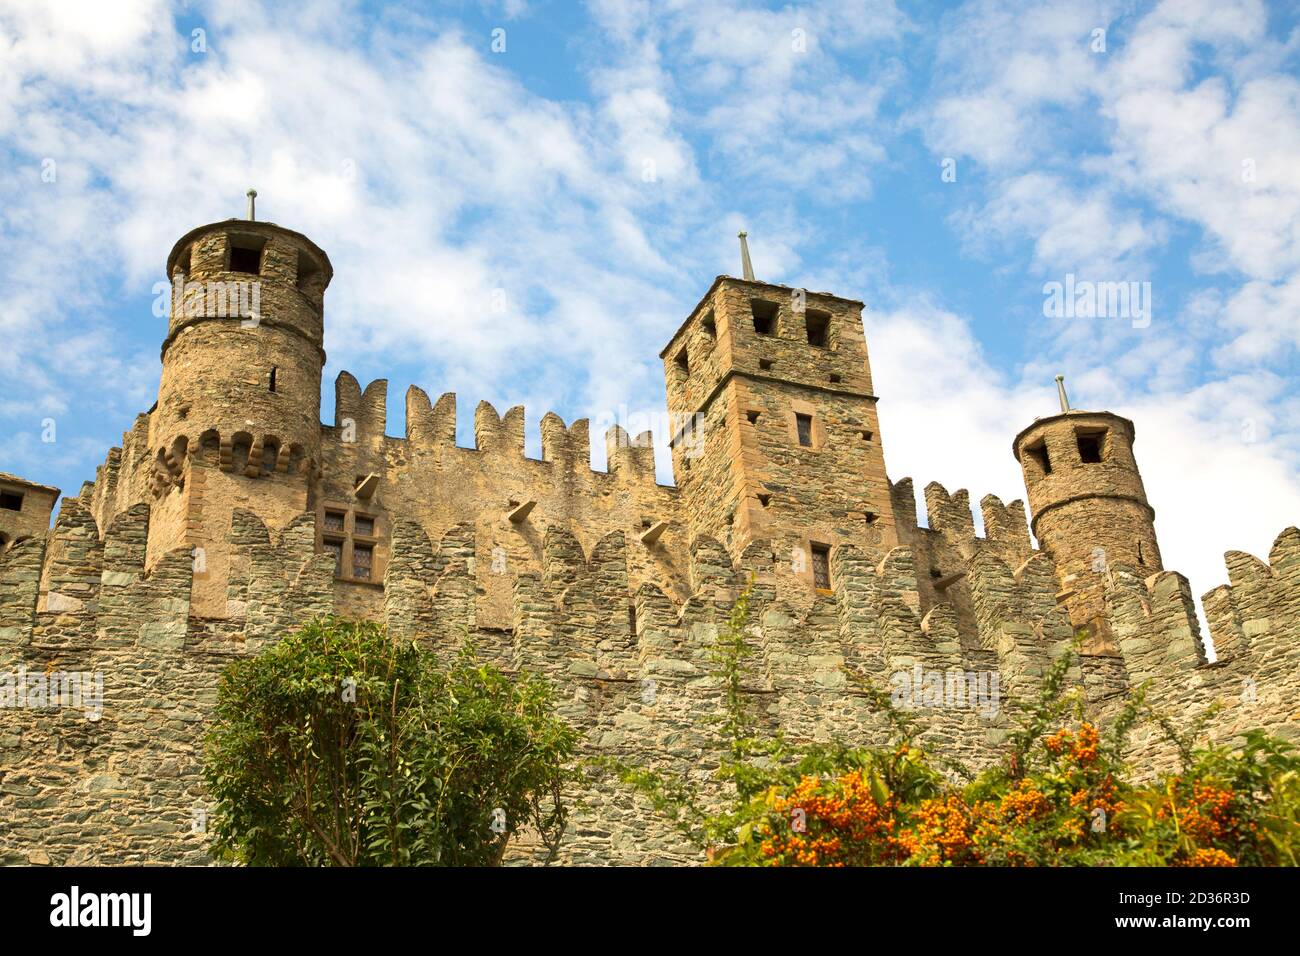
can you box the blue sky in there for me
[1,0,1298,609]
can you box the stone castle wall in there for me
[2,488,1296,865]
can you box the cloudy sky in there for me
[1,0,1297,622]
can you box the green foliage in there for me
[204,616,577,866]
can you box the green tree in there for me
[204,616,577,866]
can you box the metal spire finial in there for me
[1055,374,1070,413]
[738,231,755,281]
[246,188,258,221]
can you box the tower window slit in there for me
[805,309,830,347]
[751,299,778,336]
[269,367,277,392]
[796,413,813,448]
[1026,440,1051,475]
[811,543,831,590]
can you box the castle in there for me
[1,212,1297,865]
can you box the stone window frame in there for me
[1023,439,1052,477]
[1074,426,1108,465]
[673,344,690,379]
[226,232,267,276]
[809,540,833,593]
[317,503,384,583]
[803,307,834,349]
[322,537,344,578]
[700,308,717,345]
[786,400,825,451]
[795,413,813,447]
[750,298,781,337]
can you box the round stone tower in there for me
[153,210,333,487]
[1013,380,1162,653]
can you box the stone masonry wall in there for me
[3,492,1294,865]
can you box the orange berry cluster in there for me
[760,772,899,866]
[1044,722,1101,767]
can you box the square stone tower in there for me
[660,273,898,597]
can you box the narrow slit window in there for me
[1025,440,1051,475]
[811,544,831,590]
[796,413,813,448]
[751,300,778,336]
[269,367,277,392]
[701,310,716,341]
[805,309,830,347]
[674,347,689,376]
[296,250,321,290]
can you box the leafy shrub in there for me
[204,616,577,866]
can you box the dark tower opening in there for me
[751,299,778,335]
[1025,440,1051,474]
[228,234,266,274]
[1076,429,1104,463]
[805,309,830,347]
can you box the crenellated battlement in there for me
[3,492,1298,865]
[327,370,666,481]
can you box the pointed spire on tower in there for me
[738,231,755,281]
[1055,374,1071,413]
